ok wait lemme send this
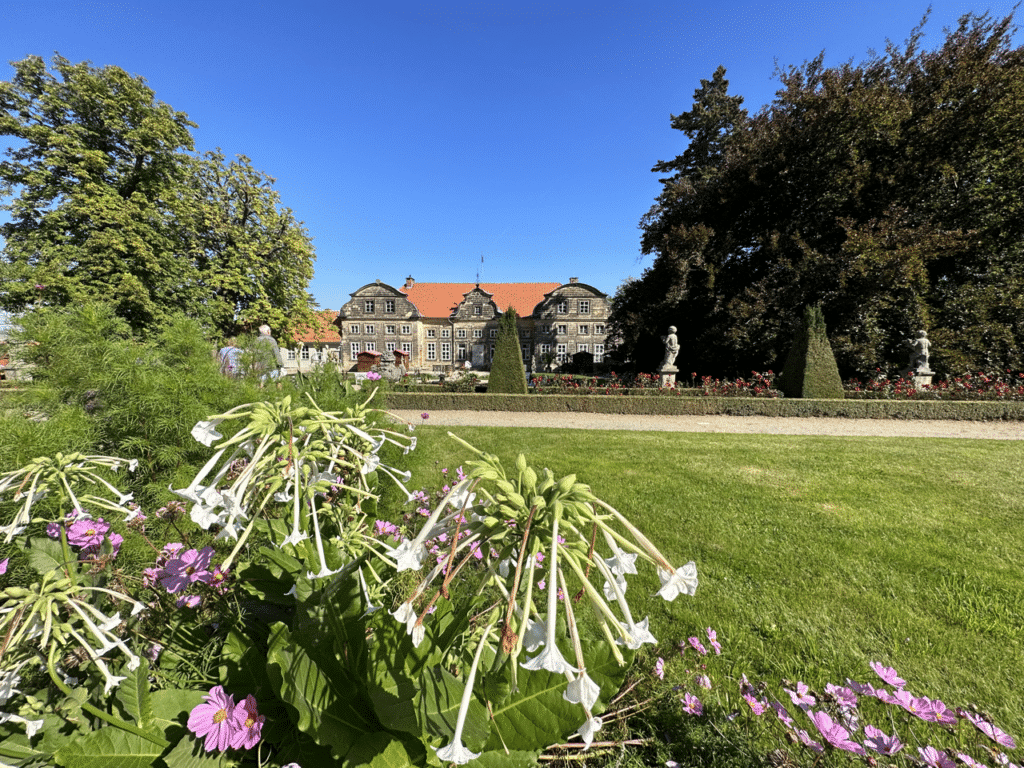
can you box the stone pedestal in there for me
[912,371,934,389]
[658,364,678,389]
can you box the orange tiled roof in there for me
[292,310,342,343]
[400,283,560,318]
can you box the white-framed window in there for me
[426,343,436,361]
[401,324,411,334]
[386,341,396,353]
[441,343,451,361]
[579,300,590,314]
[364,300,375,313]
[577,344,588,353]
[556,343,567,362]
[594,344,604,362]
[401,342,411,354]
[441,328,451,338]
[349,324,360,334]
[540,344,551,354]
[457,328,467,338]
[579,325,589,335]
[384,300,395,313]
[365,341,376,352]
[473,304,482,315]
[364,324,374,335]
[457,343,467,360]
[473,328,483,338]
[521,345,529,360]
[540,324,551,334]
[301,347,310,360]
[426,328,437,338]
[557,301,567,314]
[350,342,360,360]
[384,324,394,334]
[489,345,495,359]
[489,329,497,339]
[286,348,296,360]
[595,324,605,335]
[557,324,567,335]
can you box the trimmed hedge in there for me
[385,392,1024,420]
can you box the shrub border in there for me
[385,392,1024,421]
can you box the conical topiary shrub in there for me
[779,305,844,399]
[487,306,528,394]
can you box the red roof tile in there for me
[292,310,342,343]
[400,282,560,318]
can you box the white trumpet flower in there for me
[575,715,603,748]
[656,562,699,601]
[433,622,493,765]
[564,671,600,711]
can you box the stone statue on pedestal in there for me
[660,326,679,370]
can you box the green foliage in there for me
[617,11,1024,377]
[0,54,316,338]
[385,391,1024,419]
[487,308,528,394]
[779,306,844,399]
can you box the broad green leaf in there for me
[266,622,374,758]
[53,728,164,768]
[159,735,238,767]
[473,750,542,768]
[342,731,426,768]
[24,535,68,575]
[483,640,631,752]
[150,689,206,729]
[116,661,154,730]
[0,734,44,762]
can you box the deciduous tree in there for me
[615,11,1024,377]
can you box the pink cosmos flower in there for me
[784,681,816,709]
[770,701,794,727]
[696,674,711,689]
[964,712,1017,749]
[825,683,858,708]
[958,752,988,768]
[863,724,903,756]
[846,678,876,697]
[67,518,110,549]
[188,686,237,752]
[229,695,264,749]
[0,558,7,575]
[653,657,665,680]
[366,371,381,381]
[919,745,956,768]
[808,710,865,755]
[161,546,215,593]
[742,693,766,716]
[176,594,202,608]
[681,693,703,715]
[869,661,906,688]
[686,637,707,656]
[794,728,824,753]
[706,627,722,654]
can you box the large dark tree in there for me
[613,11,1024,378]
[0,54,316,337]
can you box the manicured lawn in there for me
[395,425,1024,752]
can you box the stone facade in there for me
[333,277,610,373]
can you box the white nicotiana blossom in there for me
[391,601,416,627]
[433,623,493,765]
[575,715,603,748]
[602,573,628,601]
[0,712,44,739]
[522,513,573,675]
[564,670,600,711]
[656,562,699,601]
[190,419,224,447]
[0,670,20,705]
[522,618,546,652]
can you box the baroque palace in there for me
[327,276,611,372]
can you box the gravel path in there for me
[390,410,1024,440]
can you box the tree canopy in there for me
[612,11,1024,378]
[0,54,316,337]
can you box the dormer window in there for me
[556,301,568,314]
[364,300,375,313]
[474,304,483,315]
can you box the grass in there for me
[392,425,1024,764]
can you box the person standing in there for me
[218,337,242,377]
[255,324,285,380]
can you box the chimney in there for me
[569,277,578,284]
[404,276,415,289]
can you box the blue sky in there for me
[2,0,1019,310]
